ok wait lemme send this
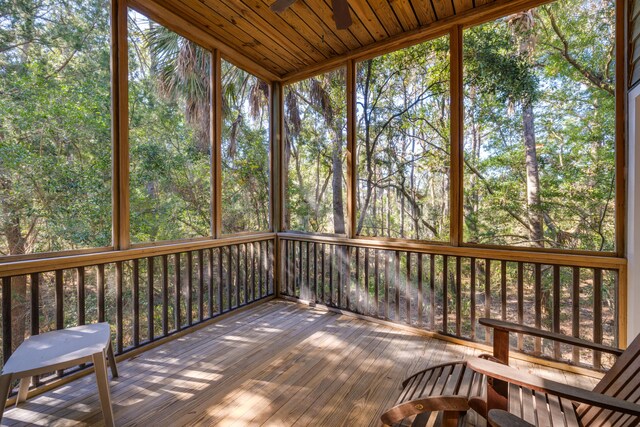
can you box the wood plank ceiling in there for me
[152,0,496,79]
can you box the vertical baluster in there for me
[55,270,64,330]
[364,248,370,315]
[485,259,492,344]
[329,245,334,306]
[116,262,123,353]
[244,244,249,304]
[337,246,342,307]
[236,245,241,306]
[346,246,351,309]
[259,242,264,299]
[355,247,360,313]
[162,255,169,336]
[501,260,507,321]
[442,256,448,334]
[406,252,411,325]
[517,262,524,351]
[305,242,310,301]
[417,253,423,327]
[470,258,476,340]
[552,265,561,359]
[593,268,603,369]
[227,246,233,310]
[175,254,182,331]
[374,250,379,317]
[187,252,193,326]
[430,254,435,330]
[321,244,326,304]
[313,242,318,303]
[394,251,400,322]
[384,251,390,319]
[572,266,580,364]
[455,257,461,336]
[285,241,290,296]
[311,243,319,302]
[534,263,542,353]
[97,264,105,323]
[31,273,40,335]
[3,277,12,362]
[31,273,41,385]
[298,241,303,298]
[148,257,154,342]
[77,268,85,326]
[218,248,224,314]
[133,259,140,347]
[267,241,272,296]
[199,250,204,322]
[209,249,214,317]
[250,243,256,302]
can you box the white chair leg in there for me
[0,373,13,424]
[92,351,115,427]
[15,377,29,406]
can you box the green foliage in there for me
[221,60,271,234]
[284,69,346,233]
[463,0,616,251]
[356,36,451,241]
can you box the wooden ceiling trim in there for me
[129,0,280,81]
[266,0,352,55]
[388,0,420,32]
[282,0,556,83]
[150,0,295,74]
[348,0,389,41]
[366,0,404,35]
[410,0,437,27]
[168,0,312,70]
[302,0,366,48]
[237,0,341,60]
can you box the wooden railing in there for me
[279,233,625,371]
[0,236,275,387]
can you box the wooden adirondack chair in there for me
[381,319,640,427]
[468,318,640,427]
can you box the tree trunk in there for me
[523,100,544,248]
[2,213,28,351]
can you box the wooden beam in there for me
[112,0,129,250]
[346,59,357,238]
[128,0,280,82]
[615,0,627,258]
[213,49,222,238]
[272,82,283,296]
[449,25,463,247]
[281,0,557,83]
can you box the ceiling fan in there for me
[270,0,353,30]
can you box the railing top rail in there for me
[0,233,276,278]
[277,232,626,269]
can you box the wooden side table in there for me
[0,322,118,426]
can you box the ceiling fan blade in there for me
[270,0,298,13]
[332,0,352,29]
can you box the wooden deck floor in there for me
[2,300,599,426]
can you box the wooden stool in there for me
[0,323,118,426]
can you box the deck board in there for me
[2,300,596,427]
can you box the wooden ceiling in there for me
[145,0,497,80]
